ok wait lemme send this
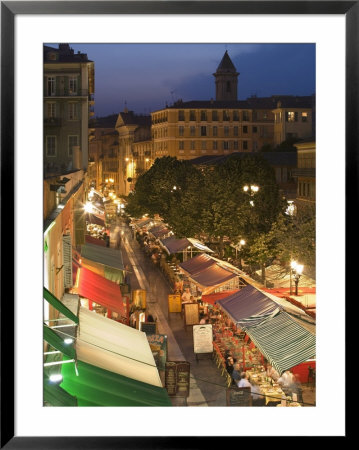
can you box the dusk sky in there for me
[61,43,315,117]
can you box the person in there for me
[231,362,242,383]
[266,364,280,382]
[199,315,209,325]
[226,357,235,376]
[181,288,191,304]
[278,370,295,395]
[237,372,252,388]
[147,313,155,322]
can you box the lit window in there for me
[286,111,298,122]
[302,112,308,122]
[47,77,56,96]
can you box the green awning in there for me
[43,287,79,324]
[243,311,316,375]
[60,359,172,407]
[44,380,78,406]
[43,325,76,360]
[104,265,124,284]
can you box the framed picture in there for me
[1,0,354,446]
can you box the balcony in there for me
[292,168,316,177]
[44,117,62,127]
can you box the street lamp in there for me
[243,184,259,206]
[290,260,304,295]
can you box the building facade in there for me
[151,52,314,161]
[294,140,316,208]
[115,110,153,196]
[44,44,95,176]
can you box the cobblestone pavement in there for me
[118,220,316,407]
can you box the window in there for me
[47,102,56,118]
[223,110,230,121]
[223,141,229,150]
[252,111,257,120]
[224,126,229,136]
[190,110,196,121]
[233,126,238,136]
[233,141,239,150]
[179,141,184,150]
[68,135,79,157]
[190,126,196,136]
[302,112,308,122]
[242,111,249,121]
[253,141,258,151]
[201,141,207,150]
[212,110,218,121]
[233,110,239,121]
[200,110,207,121]
[179,126,184,136]
[178,110,185,121]
[190,141,195,150]
[201,126,207,136]
[252,126,257,133]
[286,111,298,122]
[213,126,218,137]
[243,126,248,134]
[47,77,56,96]
[263,112,268,120]
[68,103,79,120]
[69,77,78,95]
[243,140,248,150]
[46,136,56,157]
[213,141,218,150]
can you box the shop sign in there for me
[184,303,199,326]
[147,334,167,371]
[165,361,190,398]
[168,294,181,313]
[226,387,252,406]
[193,324,213,354]
[140,321,157,336]
[132,289,146,309]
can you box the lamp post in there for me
[243,184,259,206]
[234,239,246,269]
[290,260,304,295]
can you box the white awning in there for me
[75,307,162,387]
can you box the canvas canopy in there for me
[76,266,125,316]
[81,243,124,271]
[243,311,316,375]
[201,290,239,305]
[85,213,105,226]
[60,359,172,407]
[179,253,217,275]
[75,306,162,387]
[216,285,282,328]
[189,264,236,293]
[160,236,213,255]
[85,234,106,246]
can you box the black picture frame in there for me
[1,1,354,447]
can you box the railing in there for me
[44,117,62,126]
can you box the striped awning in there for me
[243,311,316,375]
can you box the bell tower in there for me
[213,51,239,101]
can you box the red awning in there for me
[77,266,124,315]
[201,289,239,305]
[85,235,107,247]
